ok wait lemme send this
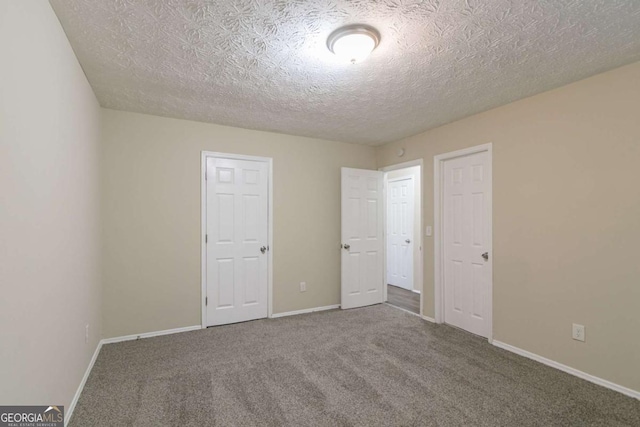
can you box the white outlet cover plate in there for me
[572,323,585,342]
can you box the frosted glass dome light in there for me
[327,25,380,64]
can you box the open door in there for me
[341,168,385,309]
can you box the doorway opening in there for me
[381,161,423,316]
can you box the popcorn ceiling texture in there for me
[50,0,640,146]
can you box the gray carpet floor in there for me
[70,305,640,426]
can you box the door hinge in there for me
[205,234,208,243]
[205,297,208,306]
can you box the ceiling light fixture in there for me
[327,24,380,64]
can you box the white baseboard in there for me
[65,340,103,427]
[421,315,436,323]
[271,304,340,318]
[492,340,640,400]
[101,325,202,344]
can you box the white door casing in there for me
[440,147,492,338]
[386,177,414,290]
[205,156,269,326]
[341,168,385,309]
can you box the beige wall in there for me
[101,109,376,338]
[376,61,640,392]
[386,166,422,293]
[0,1,102,410]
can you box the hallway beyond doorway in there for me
[387,284,420,314]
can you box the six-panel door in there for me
[386,177,414,290]
[341,168,384,309]
[206,157,268,326]
[443,151,491,337]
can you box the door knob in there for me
[260,246,267,254]
[343,244,350,250]
[405,239,411,244]
[482,252,489,260]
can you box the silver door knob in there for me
[260,246,267,254]
[405,239,411,244]
[343,244,350,250]
[482,252,489,260]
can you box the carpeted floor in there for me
[70,305,640,426]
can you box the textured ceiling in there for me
[50,0,640,146]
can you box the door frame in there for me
[385,174,415,291]
[379,159,424,318]
[200,151,274,328]
[433,143,493,342]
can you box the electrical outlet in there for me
[572,323,585,342]
[300,282,306,292]
[85,324,90,344]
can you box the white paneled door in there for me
[341,168,384,309]
[443,150,491,337]
[206,157,269,326]
[386,177,414,290]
